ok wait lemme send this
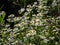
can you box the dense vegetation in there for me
[0,0,60,45]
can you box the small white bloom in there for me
[53,29,56,32]
[55,42,58,45]
[56,32,58,34]
[8,14,14,18]
[19,8,25,14]
[36,19,40,22]
[43,39,49,43]
[35,22,38,25]
[32,14,36,16]
[37,13,43,17]
[38,5,43,9]
[6,18,11,22]
[18,10,21,14]
[26,8,32,12]
[13,28,18,31]
[21,8,25,12]
[21,27,25,30]
[8,38,12,41]
[26,30,36,37]
[5,24,10,28]
[27,5,31,8]
[25,17,29,20]
[39,35,46,39]
[15,40,18,43]
[14,24,21,27]
[45,26,49,29]
[29,43,35,45]
[26,33,31,37]
[34,2,37,5]
[1,11,6,14]
[16,17,20,21]
[31,20,35,25]
[24,12,29,16]
[49,36,55,40]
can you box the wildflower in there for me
[5,24,10,28]
[16,17,20,21]
[18,8,25,14]
[26,30,36,37]
[21,27,25,30]
[24,16,29,20]
[36,19,40,22]
[24,12,29,16]
[55,42,58,45]
[56,32,58,34]
[34,2,37,5]
[1,11,6,14]
[27,5,32,8]
[32,4,36,7]
[32,14,36,17]
[49,36,55,40]
[38,5,43,9]
[37,13,43,17]
[13,28,18,31]
[53,29,57,32]
[35,22,39,25]
[14,24,20,27]
[30,20,35,25]
[43,39,49,43]
[29,43,35,45]
[39,35,46,39]
[8,38,11,41]
[35,19,43,26]
[45,32,49,36]
[26,8,32,12]
[8,14,14,18]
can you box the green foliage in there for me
[0,11,6,25]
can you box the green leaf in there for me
[0,11,6,24]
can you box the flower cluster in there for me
[0,0,60,45]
